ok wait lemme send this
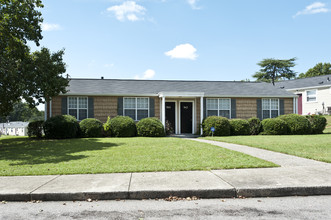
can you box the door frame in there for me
[165,100,178,134]
[179,100,195,134]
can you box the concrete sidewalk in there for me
[1,140,331,201]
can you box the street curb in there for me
[1,187,331,201]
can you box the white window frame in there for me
[67,97,88,121]
[206,98,231,119]
[306,89,317,103]
[262,98,279,119]
[123,97,149,121]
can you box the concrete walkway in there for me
[1,139,331,201]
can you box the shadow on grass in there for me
[0,137,120,166]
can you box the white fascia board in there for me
[158,92,205,98]
[286,85,331,91]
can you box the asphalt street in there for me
[1,196,330,220]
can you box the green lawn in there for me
[203,133,331,163]
[0,136,276,176]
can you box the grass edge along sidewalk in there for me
[203,133,331,163]
[0,136,277,176]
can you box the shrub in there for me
[306,115,327,134]
[27,120,44,138]
[110,116,136,137]
[103,116,112,137]
[202,116,231,136]
[248,117,262,135]
[80,118,103,137]
[229,119,250,136]
[43,115,80,139]
[165,120,174,135]
[261,118,288,135]
[136,118,165,137]
[278,114,311,135]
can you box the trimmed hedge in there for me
[136,118,165,137]
[43,115,80,139]
[229,119,250,136]
[110,116,136,137]
[27,120,44,138]
[306,115,327,134]
[261,118,288,135]
[248,117,262,135]
[202,116,231,136]
[278,114,311,135]
[80,118,103,138]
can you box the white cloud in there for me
[107,1,146,21]
[41,23,61,31]
[187,0,201,9]
[165,43,198,60]
[134,69,155,79]
[294,2,329,17]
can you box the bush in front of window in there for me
[80,118,104,138]
[103,116,112,137]
[229,119,250,136]
[248,117,262,135]
[278,114,311,135]
[202,116,231,136]
[261,118,288,135]
[136,118,165,137]
[43,115,80,139]
[305,115,327,134]
[109,116,136,137]
[28,120,44,138]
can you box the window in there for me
[124,97,149,120]
[262,99,279,119]
[68,97,88,121]
[206,98,231,118]
[306,90,316,102]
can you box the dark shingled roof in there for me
[64,78,296,98]
[276,74,331,90]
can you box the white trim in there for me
[306,89,317,103]
[179,100,195,134]
[200,96,203,135]
[159,92,204,98]
[286,85,331,91]
[161,97,165,128]
[49,100,52,118]
[205,98,231,119]
[165,100,178,135]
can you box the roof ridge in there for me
[70,78,263,83]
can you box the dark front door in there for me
[165,102,176,134]
[180,102,192,133]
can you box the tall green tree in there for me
[298,62,331,78]
[253,58,297,85]
[0,0,69,117]
[0,102,44,122]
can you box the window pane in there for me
[79,97,87,108]
[219,110,230,119]
[137,98,148,109]
[219,99,230,110]
[270,99,278,110]
[207,99,218,110]
[262,99,270,110]
[124,109,135,120]
[69,109,77,119]
[262,110,270,119]
[307,97,316,102]
[124,98,136,109]
[307,90,316,96]
[68,97,77,108]
[79,109,87,120]
[137,110,148,120]
[207,110,218,117]
[271,110,278,118]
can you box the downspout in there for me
[44,101,48,121]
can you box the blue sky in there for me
[36,0,331,81]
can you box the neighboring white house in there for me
[277,75,331,115]
[0,122,29,136]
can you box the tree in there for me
[298,63,331,78]
[253,58,297,85]
[0,0,69,117]
[0,102,44,122]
